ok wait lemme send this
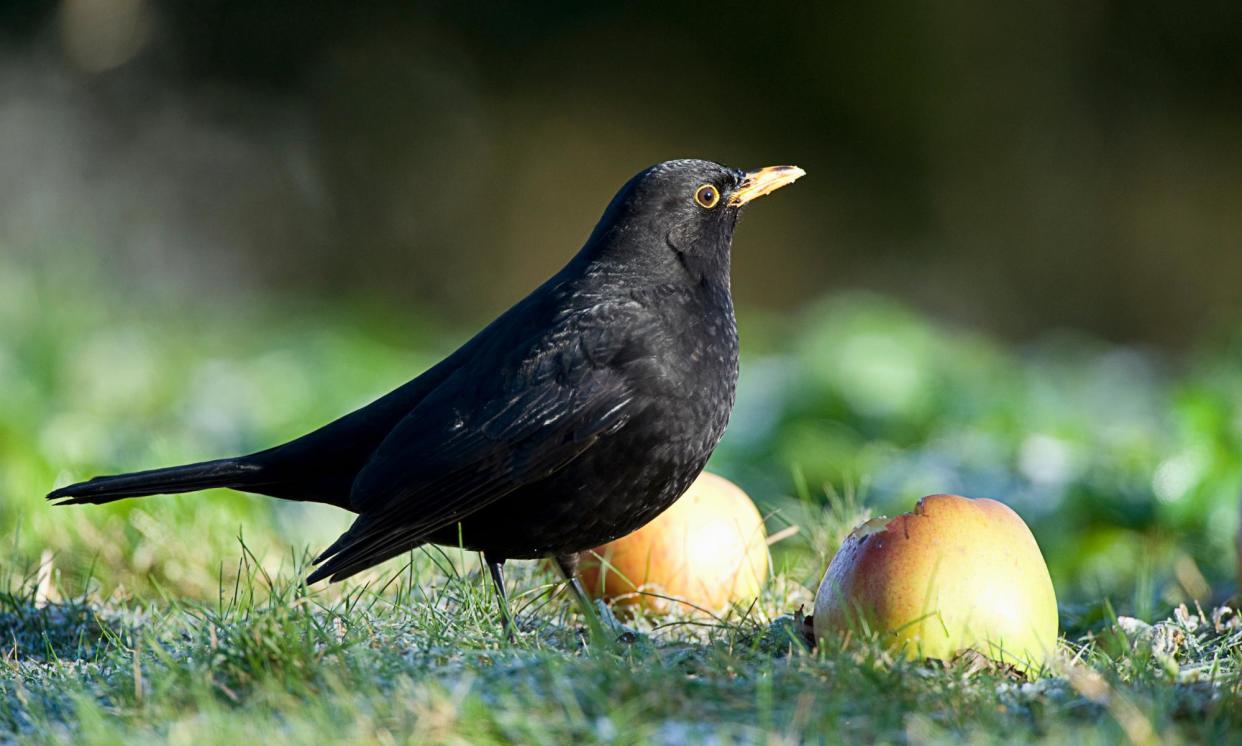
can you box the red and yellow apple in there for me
[813,493,1058,672]
[579,471,769,615]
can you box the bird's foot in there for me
[593,600,645,645]
[567,599,646,648]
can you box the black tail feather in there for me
[306,527,424,585]
[47,458,264,505]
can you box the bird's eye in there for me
[693,184,720,209]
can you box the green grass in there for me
[5,254,1242,741]
[3,550,1242,744]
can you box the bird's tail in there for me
[46,458,266,506]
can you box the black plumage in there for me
[47,159,804,627]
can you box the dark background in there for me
[4,0,1241,345]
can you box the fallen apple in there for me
[813,493,1058,672]
[578,471,769,615]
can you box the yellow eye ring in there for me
[694,184,720,209]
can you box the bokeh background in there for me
[4,1,1242,616]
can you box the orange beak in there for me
[728,165,806,207]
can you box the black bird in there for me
[48,159,804,632]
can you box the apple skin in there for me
[813,494,1058,672]
[578,471,769,615]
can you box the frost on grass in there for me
[2,555,1241,744]
[0,595,135,663]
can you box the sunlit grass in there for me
[3,539,1242,743]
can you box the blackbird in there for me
[48,158,804,632]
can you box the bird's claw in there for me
[593,600,646,644]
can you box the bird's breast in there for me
[626,285,739,455]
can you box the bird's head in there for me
[584,159,805,284]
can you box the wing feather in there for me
[306,364,635,583]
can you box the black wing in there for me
[306,307,645,583]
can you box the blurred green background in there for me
[3,1,1242,613]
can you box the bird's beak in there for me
[728,165,806,207]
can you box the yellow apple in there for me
[813,493,1058,672]
[578,471,769,615]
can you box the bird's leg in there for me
[554,552,610,645]
[484,552,515,642]
[553,552,592,610]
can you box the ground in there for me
[3,552,1241,744]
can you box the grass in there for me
[3,547,1242,744]
[6,254,1242,741]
